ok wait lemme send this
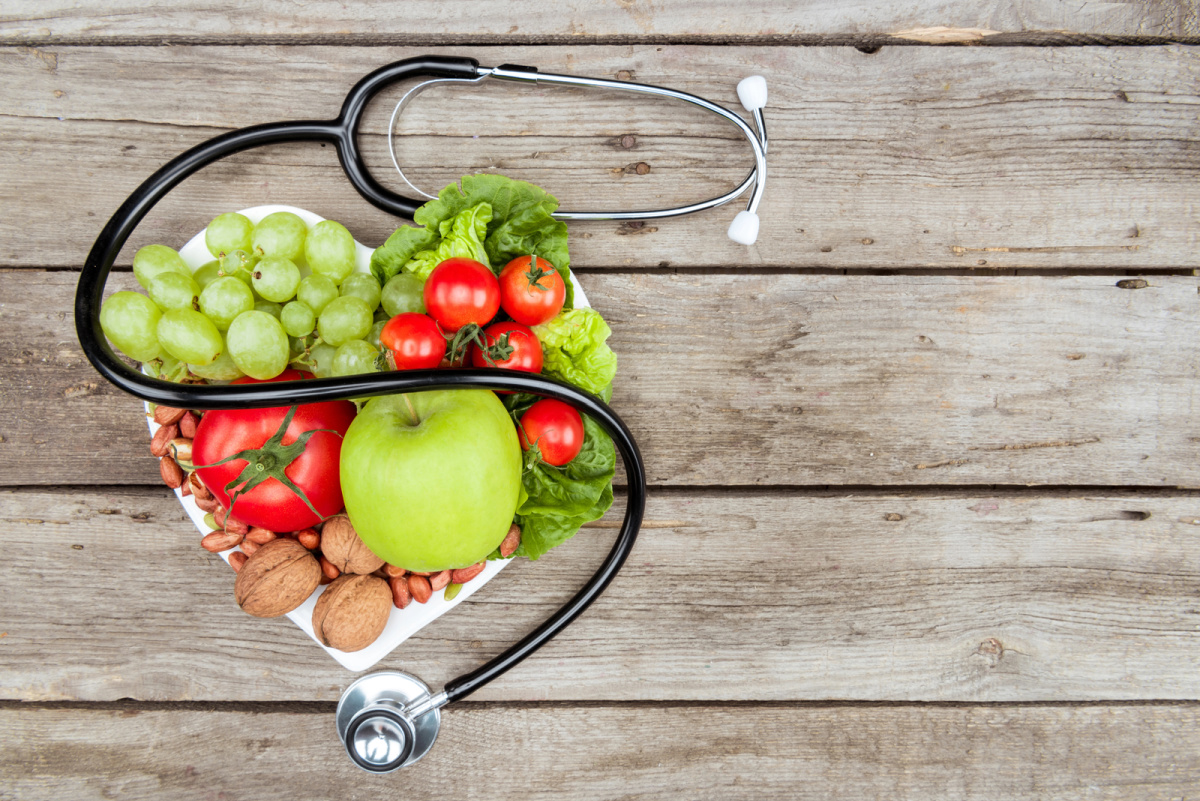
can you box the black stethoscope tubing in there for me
[75,55,646,706]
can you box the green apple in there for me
[340,390,522,571]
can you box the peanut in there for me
[153,405,187,426]
[151,423,178,457]
[178,411,200,438]
[245,527,276,545]
[180,479,192,498]
[450,562,486,584]
[499,524,521,558]
[429,570,451,591]
[201,529,243,552]
[295,528,320,550]
[407,574,432,604]
[224,513,249,537]
[160,456,185,488]
[241,539,260,557]
[195,495,218,514]
[188,472,212,501]
[319,555,340,581]
[168,438,193,465]
[383,564,407,579]
[213,505,227,528]
[228,551,248,573]
[389,575,412,609]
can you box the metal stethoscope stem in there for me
[74,54,766,773]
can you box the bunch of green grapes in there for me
[100,210,394,384]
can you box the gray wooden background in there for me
[2,2,1199,798]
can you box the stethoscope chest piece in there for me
[336,671,441,773]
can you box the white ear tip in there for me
[727,211,760,245]
[736,75,768,111]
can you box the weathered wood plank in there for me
[4,487,1199,703]
[3,704,1199,800]
[1,0,1194,43]
[3,45,1198,269]
[5,271,1199,487]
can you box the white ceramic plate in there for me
[147,205,589,671]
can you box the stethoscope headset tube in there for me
[74,54,775,771]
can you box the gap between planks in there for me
[3,698,1199,713]
[4,34,1200,48]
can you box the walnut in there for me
[311,574,392,652]
[320,514,384,575]
[233,538,321,618]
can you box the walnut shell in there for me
[320,514,384,575]
[234,538,322,618]
[311,574,392,652]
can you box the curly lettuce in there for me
[534,308,618,401]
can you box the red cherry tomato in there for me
[518,399,584,466]
[423,258,501,332]
[470,321,544,374]
[499,255,566,326]
[193,370,356,532]
[380,313,446,369]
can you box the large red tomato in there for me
[192,370,356,531]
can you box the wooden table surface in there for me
[3,3,1200,798]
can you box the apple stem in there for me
[402,393,420,426]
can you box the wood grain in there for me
[4,487,1200,703]
[3,45,1199,269]
[1,0,1194,43]
[6,271,1199,488]
[2,704,1199,800]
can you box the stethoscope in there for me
[74,55,770,773]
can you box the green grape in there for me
[255,300,283,319]
[194,260,222,290]
[226,310,289,380]
[100,291,162,362]
[132,245,191,290]
[281,301,316,338]
[205,212,253,258]
[381,273,426,316]
[332,339,381,377]
[157,308,223,366]
[199,276,254,331]
[367,319,386,350]
[219,249,256,283]
[252,211,306,261]
[309,342,339,379]
[317,296,372,347]
[251,255,301,302]
[340,272,381,312]
[199,276,254,330]
[374,306,391,323]
[148,272,200,311]
[305,220,356,285]
[296,273,338,315]
[188,349,244,381]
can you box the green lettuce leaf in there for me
[533,308,618,401]
[370,225,437,285]
[402,201,493,280]
[511,415,616,560]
